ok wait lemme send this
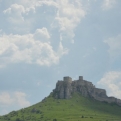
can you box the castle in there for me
[53,76,121,106]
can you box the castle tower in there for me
[63,76,72,99]
[79,76,83,80]
[63,76,72,83]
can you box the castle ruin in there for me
[53,76,121,106]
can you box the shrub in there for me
[53,119,57,121]
[16,118,21,121]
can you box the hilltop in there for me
[0,76,121,121]
[53,76,121,106]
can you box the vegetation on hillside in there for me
[0,93,121,121]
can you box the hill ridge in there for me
[1,76,121,121]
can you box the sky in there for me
[0,0,121,115]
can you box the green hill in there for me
[0,92,121,121]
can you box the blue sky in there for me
[0,0,121,115]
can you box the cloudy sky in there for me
[0,0,121,115]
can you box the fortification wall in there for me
[53,76,121,106]
[76,79,94,88]
[117,99,121,106]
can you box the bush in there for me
[16,118,21,121]
[53,119,57,121]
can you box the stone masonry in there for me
[53,76,121,106]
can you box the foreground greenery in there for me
[0,93,121,121]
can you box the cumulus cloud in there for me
[55,0,86,43]
[0,91,30,115]
[3,4,25,23]
[2,1,57,26]
[97,71,121,99]
[14,0,57,8]
[0,92,14,106]
[3,0,86,42]
[104,34,121,59]
[3,2,36,32]
[1,0,85,65]
[0,91,30,108]
[34,28,50,42]
[102,0,116,10]
[14,92,30,107]
[0,28,68,67]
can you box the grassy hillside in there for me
[0,93,121,121]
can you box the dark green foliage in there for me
[53,119,57,121]
[15,118,21,121]
[0,93,121,121]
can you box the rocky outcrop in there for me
[53,76,121,106]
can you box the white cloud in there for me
[0,91,30,115]
[1,0,84,66]
[97,71,121,99]
[3,4,25,23]
[0,92,14,105]
[0,28,68,67]
[3,1,57,25]
[3,2,36,33]
[17,0,58,8]
[3,0,86,43]
[104,34,121,59]
[14,92,30,107]
[102,0,116,10]
[0,91,30,108]
[54,0,86,43]
[34,28,50,42]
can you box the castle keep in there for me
[53,76,121,106]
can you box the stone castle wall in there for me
[53,76,121,106]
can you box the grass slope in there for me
[0,93,121,121]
